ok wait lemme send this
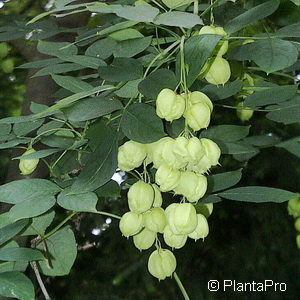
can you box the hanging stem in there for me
[193,1,199,15]
[93,211,121,220]
[200,0,221,17]
[174,272,190,300]
[31,261,52,300]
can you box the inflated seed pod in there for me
[188,91,213,111]
[133,228,156,250]
[174,171,207,203]
[186,137,205,162]
[184,102,211,131]
[165,203,198,235]
[19,148,39,175]
[204,57,231,85]
[288,197,300,218]
[152,184,163,207]
[155,164,180,192]
[236,101,254,122]
[143,207,166,233]
[200,138,221,166]
[119,212,143,237]
[148,248,177,280]
[295,218,300,232]
[163,225,187,249]
[128,181,154,213]
[118,141,146,171]
[188,214,209,241]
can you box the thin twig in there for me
[174,272,190,300]
[31,261,51,300]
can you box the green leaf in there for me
[219,186,298,203]
[57,189,98,212]
[113,5,159,22]
[199,194,221,204]
[0,248,44,262]
[266,97,300,124]
[154,12,203,28]
[138,69,178,99]
[0,124,11,135]
[225,0,280,34]
[37,226,77,276]
[244,85,298,107]
[7,195,56,221]
[221,142,257,155]
[184,35,221,87]
[276,137,300,158]
[121,103,165,143]
[85,38,117,59]
[13,149,61,160]
[290,0,300,5]
[0,179,60,204]
[0,220,28,246]
[33,85,114,118]
[22,210,55,236]
[274,22,300,37]
[13,119,44,136]
[57,55,106,69]
[98,57,143,82]
[32,63,84,77]
[201,125,250,142]
[201,79,243,100]
[115,79,142,98]
[52,75,93,93]
[95,180,121,197]
[37,120,64,136]
[109,28,143,41]
[207,169,243,193]
[245,135,280,148]
[70,123,118,193]
[0,272,34,300]
[37,41,78,56]
[113,37,152,58]
[18,58,63,69]
[0,242,28,273]
[249,39,298,73]
[63,96,123,122]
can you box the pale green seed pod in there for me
[155,164,180,192]
[143,207,166,233]
[184,102,211,131]
[161,137,186,169]
[162,0,193,9]
[163,225,187,249]
[166,203,198,235]
[156,89,185,121]
[1,58,14,74]
[236,101,254,122]
[200,138,221,166]
[295,218,300,232]
[128,181,154,213]
[152,184,163,207]
[173,136,189,163]
[188,214,209,241]
[188,155,212,174]
[119,212,143,237]
[19,148,39,175]
[199,26,228,56]
[133,228,156,250]
[288,197,300,218]
[205,57,231,85]
[118,141,146,171]
[0,42,9,58]
[188,91,213,112]
[148,249,177,280]
[174,171,207,203]
[150,137,172,168]
[297,235,300,250]
[187,137,205,162]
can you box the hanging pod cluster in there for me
[199,26,231,85]
[288,197,300,250]
[118,87,220,280]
